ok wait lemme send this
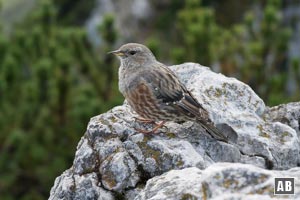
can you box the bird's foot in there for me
[135,121,166,134]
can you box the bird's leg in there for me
[151,121,166,132]
[136,121,166,134]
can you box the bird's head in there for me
[109,43,157,67]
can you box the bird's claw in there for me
[135,121,166,134]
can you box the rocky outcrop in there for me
[49,63,300,200]
[136,164,300,200]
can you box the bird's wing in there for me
[142,64,207,119]
[142,64,228,142]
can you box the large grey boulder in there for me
[136,163,300,200]
[49,63,300,199]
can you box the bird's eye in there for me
[129,50,137,55]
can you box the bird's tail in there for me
[198,120,228,143]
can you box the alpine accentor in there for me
[109,43,227,142]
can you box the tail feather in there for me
[200,121,228,143]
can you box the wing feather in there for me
[132,63,228,142]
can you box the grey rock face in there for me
[49,170,114,200]
[136,163,300,200]
[264,102,300,137]
[49,63,300,199]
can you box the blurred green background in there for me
[0,0,299,199]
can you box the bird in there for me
[109,43,228,142]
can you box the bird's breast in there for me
[118,65,143,95]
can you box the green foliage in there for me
[175,1,219,65]
[0,1,122,200]
[229,0,292,104]
[170,0,298,105]
[52,0,95,25]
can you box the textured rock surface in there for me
[136,163,300,200]
[49,63,300,199]
[49,170,114,200]
[264,102,300,138]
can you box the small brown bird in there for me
[109,43,228,142]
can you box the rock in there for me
[264,102,300,137]
[136,163,300,200]
[49,63,300,199]
[49,169,114,200]
[170,63,300,170]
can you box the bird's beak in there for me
[108,50,125,56]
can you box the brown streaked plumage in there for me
[109,43,228,142]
